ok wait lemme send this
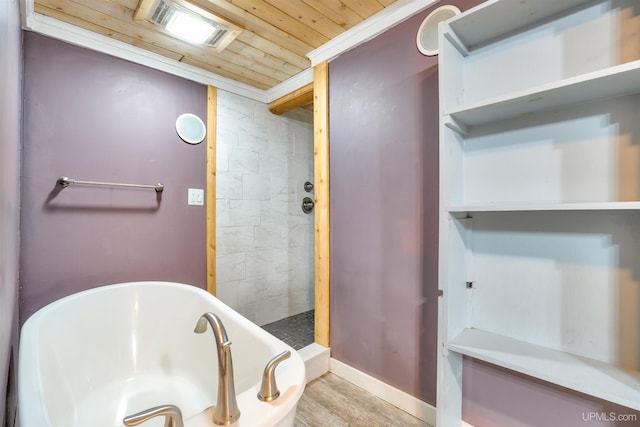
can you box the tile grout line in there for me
[261,309,315,350]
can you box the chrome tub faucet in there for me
[194,312,241,425]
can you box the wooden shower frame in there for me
[206,61,330,348]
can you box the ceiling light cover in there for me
[142,0,238,48]
[165,10,218,45]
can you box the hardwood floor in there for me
[294,373,433,427]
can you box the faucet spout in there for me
[194,312,241,425]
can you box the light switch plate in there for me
[188,188,204,205]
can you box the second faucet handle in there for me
[257,350,291,402]
[123,404,184,427]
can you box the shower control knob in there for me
[303,181,314,192]
[301,197,314,214]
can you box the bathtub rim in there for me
[18,280,306,427]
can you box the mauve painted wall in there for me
[330,1,640,425]
[20,33,207,324]
[329,0,484,406]
[463,358,640,427]
[0,0,22,424]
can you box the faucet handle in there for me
[258,350,291,402]
[123,404,184,427]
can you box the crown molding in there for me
[19,0,34,28]
[307,0,440,65]
[265,67,314,103]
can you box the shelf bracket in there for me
[443,30,469,57]
[444,115,469,135]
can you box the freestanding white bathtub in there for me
[18,281,306,427]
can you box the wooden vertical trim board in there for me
[313,61,330,347]
[206,86,217,295]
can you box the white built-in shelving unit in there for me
[436,0,640,424]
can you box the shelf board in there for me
[448,0,595,51]
[445,60,640,128]
[448,328,640,410]
[447,201,640,214]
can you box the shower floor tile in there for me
[261,310,314,350]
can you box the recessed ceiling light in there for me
[135,0,243,51]
[164,8,218,45]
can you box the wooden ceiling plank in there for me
[37,0,284,88]
[262,0,345,39]
[339,0,385,19]
[300,0,365,30]
[226,39,305,76]
[181,56,274,89]
[107,0,140,12]
[69,0,130,20]
[35,3,185,61]
[235,31,309,69]
[217,47,292,81]
[223,0,329,47]
[179,46,290,89]
[186,0,315,57]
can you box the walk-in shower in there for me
[215,90,315,349]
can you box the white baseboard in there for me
[298,343,330,383]
[328,359,476,427]
[329,358,437,426]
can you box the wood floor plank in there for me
[295,383,350,426]
[294,373,432,427]
[303,378,372,425]
[321,374,430,427]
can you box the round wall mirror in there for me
[416,5,461,56]
[176,113,206,145]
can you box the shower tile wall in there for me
[216,90,314,326]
